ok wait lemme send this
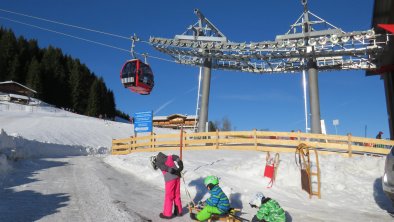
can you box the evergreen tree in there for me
[104,90,116,118]
[26,57,43,98]
[17,36,31,84]
[69,59,84,112]
[0,29,17,81]
[0,27,4,40]
[8,55,23,83]
[115,109,130,121]
[0,27,122,120]
[86,78,102,116]
[221,116,232,131]
[28,39,40,61]
[40,46,68,106]
[208,121,218,132]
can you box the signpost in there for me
[333,119,339,135]
[133,111,153,134]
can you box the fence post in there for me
[347,133,352,158]
[254,129,257,150]
[111,139,115,155]
[179,127,183,160]
[130,136,134,152]
[184,131,187,150]
[216,129,219,149]
[130,136,132,152]
[152,132,156,151]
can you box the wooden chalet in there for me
[0,81,37,104]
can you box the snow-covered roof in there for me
[153,114,197,121]
[153,116,167,120]
[167,114,187,119]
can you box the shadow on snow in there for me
[0,158,70,221]
[373,177,394,213]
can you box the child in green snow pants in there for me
[196,205,223,221]
[191,176,230,221]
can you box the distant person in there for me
[249,192,286,222]
[376,131,383,139]
[290,130,296,140]
[150,152,183,219]
[190,175,230,221]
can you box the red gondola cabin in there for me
[120,59,154,95]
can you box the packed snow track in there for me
[0,156,187,222]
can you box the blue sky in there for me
[0,0,387,138]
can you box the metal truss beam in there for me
[149,0,390,133]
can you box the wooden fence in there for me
[111,130,394,157]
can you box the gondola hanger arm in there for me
[130,33,140,59]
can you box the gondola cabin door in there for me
[120,59,154,95]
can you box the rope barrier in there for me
[180,172,195,205]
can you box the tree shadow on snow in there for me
[0,158,70,221]
[373,177,394,212]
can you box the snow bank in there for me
[0,129,88,176]
[104,150,394,220]
[0,129,89,158]
[0,101,180,174]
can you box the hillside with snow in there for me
[1,101,394,221]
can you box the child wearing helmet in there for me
[190,175,230,221]
[249,192,286,222]
[150,152,184,219]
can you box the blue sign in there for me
[134,111,153,133]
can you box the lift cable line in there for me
[0,16,129,52]
[0,16,176,64]
[0,8,130,40]
[149,0,390,133]
[0,8,163,48]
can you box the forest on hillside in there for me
[0,27,129,120]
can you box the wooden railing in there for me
[111,130,394,157]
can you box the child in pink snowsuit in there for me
[152,152,183,219]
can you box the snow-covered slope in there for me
[0,102,174,148]
[1,101,394,221]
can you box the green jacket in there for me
[254,198,286,222]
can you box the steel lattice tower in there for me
[150,0,389,133]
